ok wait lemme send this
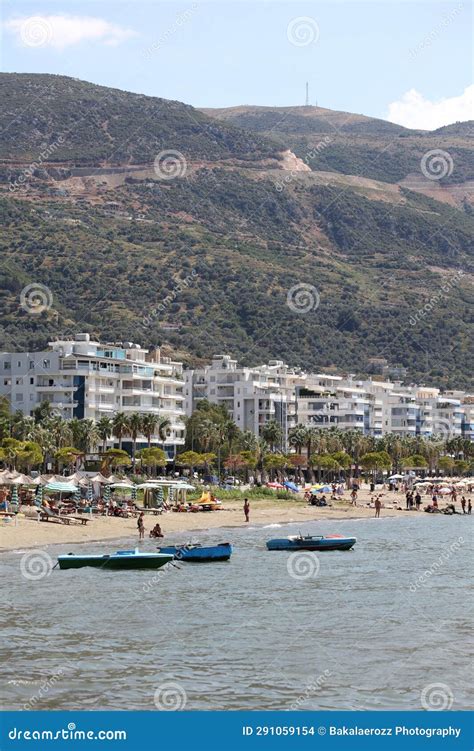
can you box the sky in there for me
[1,0,472,129]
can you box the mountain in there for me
[202,105,474,187]
[0,74,473,389]
[0,73,279,165]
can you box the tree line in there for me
[0,397,472,482]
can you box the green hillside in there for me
[0,75,472,389]
[203,105,474,185]
[0,74,279,165]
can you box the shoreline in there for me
[0,495,427,553]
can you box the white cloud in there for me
[386,85,474,130]
[5,14,138,50]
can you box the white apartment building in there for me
[295,376,383,436]
[0,334,185,458]
[184,354,473,445]
[184,355,307,450]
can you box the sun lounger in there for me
[39,510,70,525]
[38,505,89,525]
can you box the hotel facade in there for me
[185,354,473,444]
[0,334,185,458]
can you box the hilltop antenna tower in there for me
[305,82,309,106]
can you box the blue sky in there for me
[1,1,472,127]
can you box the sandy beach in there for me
[0,489,423,552]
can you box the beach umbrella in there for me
[438,487,452,495]
[73,486,81,504]
[131,485,137,501]
[10,484,18,509]
[45,481,78,493]
[103,484,111,502]
[87,482,94,503]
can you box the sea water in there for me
[1,515,472,710]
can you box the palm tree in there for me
[261,420,283,453]
[127,412,143,468]
[33,401,54,424]
[43,415,72,452]
[239,430,258,452]
[157,416,171,448]
[288,424,306,456]
[198,418,220,452]
[141,414,159,449]
[223,419,240,455]
[68,418,84,450]
[112,412,129,450]
[96,416,113,453]
[79,419,99,454]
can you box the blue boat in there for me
[157,542,232,562]
[266,534,356,552]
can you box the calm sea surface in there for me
[1,515,472,711]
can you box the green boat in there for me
[57,549,174,570]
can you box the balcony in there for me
[36,382,73,390]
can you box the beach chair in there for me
[38,507,71,525]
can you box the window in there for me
[30,378,34,385]
[17,361,22,368]
[3,379,10,386]
[29,361,35,370]
[15,378,23,386]
[3,362,10,370]
[42,359,50,369]
[15,393,23,402]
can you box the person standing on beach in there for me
[460,496,466,514]
[468,499,472,515]
[415,491,421,511]
[137,511,145,540]
[243,498,250,523]
[374,497,381,518]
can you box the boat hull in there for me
[57,552,174,570]
[266,536,356,552]
[158,543,232,562]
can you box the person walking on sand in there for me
[374,497,381,518]
[460,496,466,514]
[137,511,145,540]
[243,498,250,523]
[415,491,421,511]
[468,499,472,515]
